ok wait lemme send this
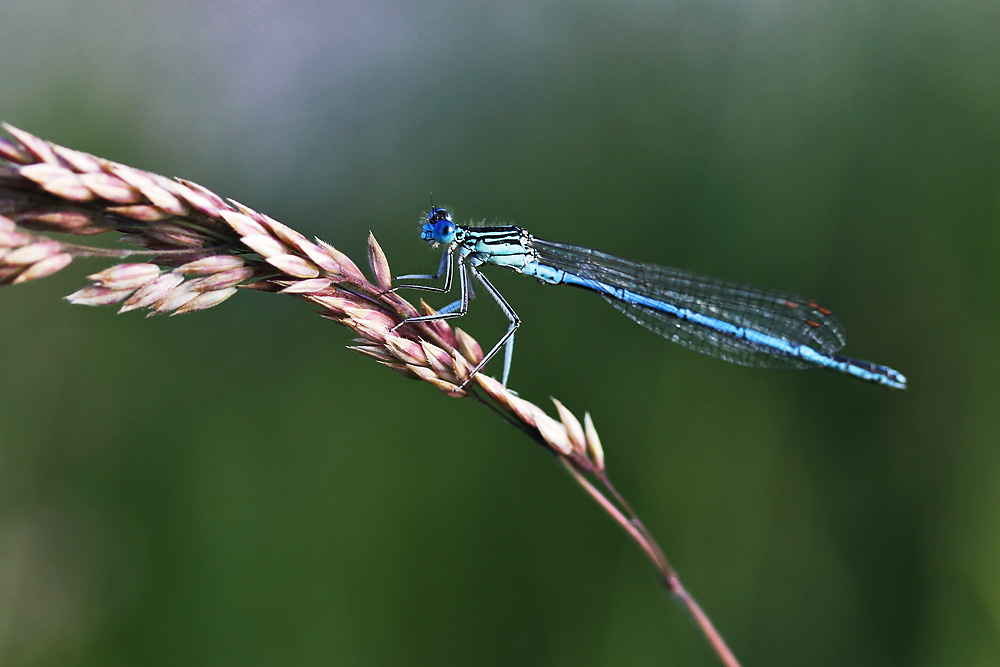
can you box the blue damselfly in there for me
[394,207,907,391]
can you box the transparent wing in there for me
[532,239,846,369]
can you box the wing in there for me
[531,239,846,370]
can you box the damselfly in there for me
[393,207,907,391]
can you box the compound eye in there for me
[433,219,455,242]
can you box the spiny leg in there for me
[458,265,519,389]
[392,257,472,330]
[395,247,454,293]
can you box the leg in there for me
[393,258,472,330]
[437,278,475,315]
[458,266,519,389]
[501,329,515,388]
[395,248,453,294]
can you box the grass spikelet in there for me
[13,252,73,283]
[366,231,392,291]
[552,398,587,456]
[88,263,162,289]
[66,284,137,306]
[583,413,604,471]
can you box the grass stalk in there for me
[0,124,741,666]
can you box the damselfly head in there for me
[422,207,456,246]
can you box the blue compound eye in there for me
[426,208,456,244]
[433,218,455,244]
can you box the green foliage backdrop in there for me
[1,2,997,665]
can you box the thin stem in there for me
[561,461,671,579]
[561,460,742,667]
[57,243,232,259]
[669,576,742,667]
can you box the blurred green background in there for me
[1,1,997,665]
